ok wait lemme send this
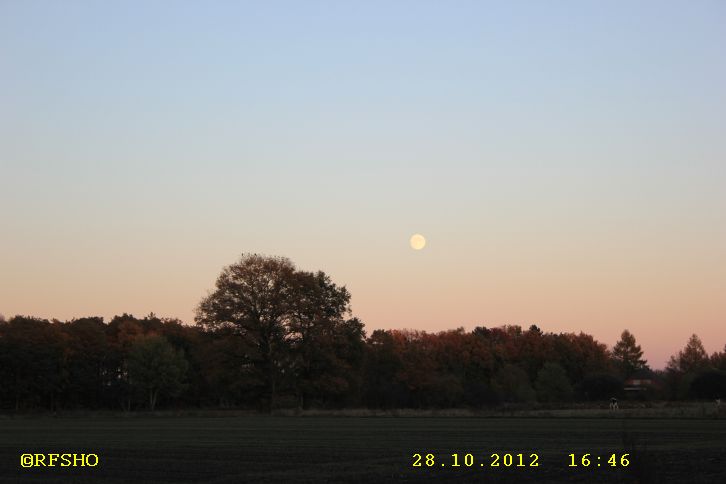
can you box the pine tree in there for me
[612,330,647,376]
[667,334,709,373]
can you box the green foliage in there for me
[535,362,574,402]
[127,335,188,410]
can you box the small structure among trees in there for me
[623,368,656,394]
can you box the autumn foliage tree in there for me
[195,255,297,409]
[195,254,363,410]
[1,255,725,411]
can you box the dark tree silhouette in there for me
[492,364,536,403]
[577,373,623,401]
[286,270,361,408]
[195,254,361,410]
[612,330,648,376]
[667,334,709,374]
[689,369,726,400]
[62,317,109,409]
[0,316,65,411]
[3,260,726,412]
[535,362,574,402]
[362,330,407,408]
[196,255,297,409]
[711,345,726,371]
[127,335,188,410]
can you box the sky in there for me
[1,1,725,368]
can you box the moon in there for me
[410,234,426,250]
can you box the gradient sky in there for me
[2,1,725,368]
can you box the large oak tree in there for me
[195,254,361,410]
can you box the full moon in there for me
[410,234,426,250]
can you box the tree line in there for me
[1,254,725,412]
